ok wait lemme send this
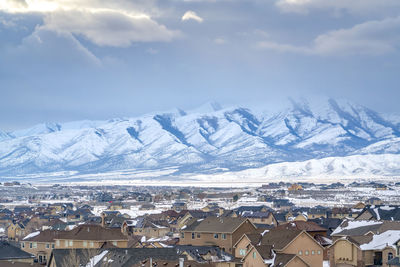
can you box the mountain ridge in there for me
[1,98,400,179]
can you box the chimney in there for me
[179,258,184,267]
[150,258,153,267]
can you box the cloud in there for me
[214,37,227,45]
[257,16,400,56]
[42,10,179,47]
[275,0,400,15]
[0,0,180,47]
[182,11,203,23]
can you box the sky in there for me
[1,0,400,131]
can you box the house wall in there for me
[54,239,128,248]
[234,236,251,258]
[180,232,233,253]
[21,241,54,264]
[242,248,267,267]
[282,232,323,267]
[232,221,258,248]
[286,257,309,267]
[329,240,359,267]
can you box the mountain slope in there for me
[1,98,400,178]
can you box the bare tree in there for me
[60,249,109,267]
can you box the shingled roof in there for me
[184,217,250,233]
[56,224,128,241]
[22,229,67,242]
[275,221,327,232]
[260,229,303,250]
[0,241,35,261]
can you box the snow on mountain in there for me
[1,98,400,180]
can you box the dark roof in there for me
[56,224,128,241]
[176,245,232,263]
[309,217,342,235]
[356,205,400,221]
[260,229,303,250]
[275,221,327,232]
[0,262,42,267]
[22,229,66,242]
[234,206,270,215]
[388,257,400,266]
[274,253,298,266]
[241,211,272,218]
[0,241,35,260]
[184,217,250,233]
[332,220,400,236]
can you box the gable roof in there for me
[22,229,66,242]
[0,241,35,260]
[184,217,253,233]
[56,224,128,241]
[356,205,400,221]
[275,221,327,232]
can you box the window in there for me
[68,240,73,247]
[311,250,315,255]
[90,242,94,247]
[388,252,394,261]
[56,240,60,247]
[239,249,246,256]
[112,241,117,246]
[29,243,33,249]
[305,250,309,256]
[83,241,88,247]
[197,233,201,238]
[64,240,68,247]
[21,242,25,248]
[253,251,256,259]
[52,244,54,249]
[222,233,227,240]
[317,250,321,255]
[33,242,37,248]
[214,233,219,239]
[181,233,185,238]
[192,233,195,239]
[46,243,50,249]
[298,250,302,256]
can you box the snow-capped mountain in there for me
[1,98,400,180]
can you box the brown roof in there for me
[56,224,128,241]
[275,253,307,267]
[260,229,303,250]
[23,229,67,242]
[184,217,250,233]
[275,221,327,232]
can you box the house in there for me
[20,229,63,264]
[241,244,309,267]
[241,211,278,226]
[179,217,257,253]
[366,197,383,205]
[355,205,400,221]
[329,220,400,267]
[235,228,323,267]
[54,224,129,249]
[328,207,358,219]
[272,199,294,211]
[47,248,180,267]
[288,184,303,191]
[7,222,27,241]
[172,202,187,212]
[0,241,35,264]
[123,217,170,238]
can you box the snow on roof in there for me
[381,206,396,211]
[85,250,108,267]
[331,220,383,235]
[23,231,40,240]
[360,230,400,251]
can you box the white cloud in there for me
[214,37,227,45]
[276,0,400,15]
[42,10,179,47]
[257,16,400,56]
[0,0,180,47]
[182,11,203,23]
